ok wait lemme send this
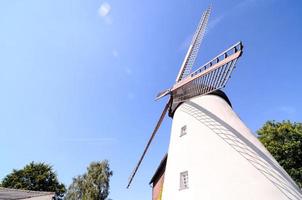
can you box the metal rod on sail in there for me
[127,98,172,188]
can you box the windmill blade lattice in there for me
[172,42,243,103]
[176,7,211,82]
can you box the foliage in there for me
[65,160,113,200]
[1,162,66,198]
[257,120,302,188]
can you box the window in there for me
[179,171,189,190]
[180,125,187,137]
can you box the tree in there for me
[65,160,113,200]
[1,162,66,198]
[257,120,302,188]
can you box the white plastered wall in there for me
[162,94,302,200]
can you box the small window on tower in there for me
[180,125,187,137]
[179,171,189,190]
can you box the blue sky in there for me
[0,0,301,199]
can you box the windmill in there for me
[127,6,302,200]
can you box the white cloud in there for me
[98,2,111,17]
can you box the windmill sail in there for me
[127,98,172,188]
[156,88,171,100]
[172,42,243,103]
[175,6,211,82]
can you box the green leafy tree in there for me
[257,120,302,188]
[1,162,66,198]
[65,160,113,200]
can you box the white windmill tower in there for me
[127,6,302,200]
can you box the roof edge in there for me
[149,154,168,185]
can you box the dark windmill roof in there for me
[149,154,168,185]
[169,89,232,117]
[0,187,54,200]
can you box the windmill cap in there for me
[169,89,232,118]
[210,89,232,108]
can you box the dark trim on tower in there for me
[168,89,232,117]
